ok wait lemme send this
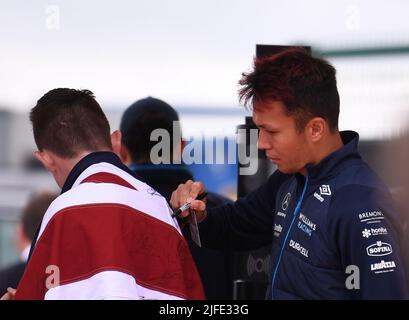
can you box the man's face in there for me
[253,101,311,175]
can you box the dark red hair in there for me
[239,48,340,131]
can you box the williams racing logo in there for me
[297,212,317,237]
[366,241,393,257]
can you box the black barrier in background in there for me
[232,116,274,300]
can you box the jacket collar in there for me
[303,130,362,184]
[61,151,137,194]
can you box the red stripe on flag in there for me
[15,203,204,300]
[81,172,137,190]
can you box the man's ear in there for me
[111,130,122,156]
[307,117,326,143]
[119,144,132,166]
[34,150,56,172]
[111,130,132,165]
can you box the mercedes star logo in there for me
[282,193,291,211]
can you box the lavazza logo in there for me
[371,260,396,274]
[366,241,393,257]
[361,227,388,238]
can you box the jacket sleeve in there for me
[327,185,409,299]
[198,171,290,251]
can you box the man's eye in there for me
[267,130,277,134]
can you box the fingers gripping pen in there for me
[171,192,208,218]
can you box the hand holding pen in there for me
[171,192,208,218]
[170,180,208,222]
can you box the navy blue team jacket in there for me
[199,131,408,299]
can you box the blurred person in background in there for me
[0,192,57,295]
[379,131,409,290]
[115,97,233,299]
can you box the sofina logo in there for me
[366,241,392,257]
[282,193,291,211]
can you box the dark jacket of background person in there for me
[0,192,57,294]
[118,97,235,299]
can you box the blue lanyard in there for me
[271,174,309,299]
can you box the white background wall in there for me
[1,0,409,139]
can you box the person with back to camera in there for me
[1,88,204,300]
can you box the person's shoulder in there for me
[334,159,394,207]
[328,181,398,228]
[335,158,387,191]
[330,183,381,210]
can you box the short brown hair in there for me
[239,48,340,132]
[30,88,112,158]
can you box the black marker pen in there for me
[171,192,208,218]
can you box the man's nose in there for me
[257,130,270,150]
